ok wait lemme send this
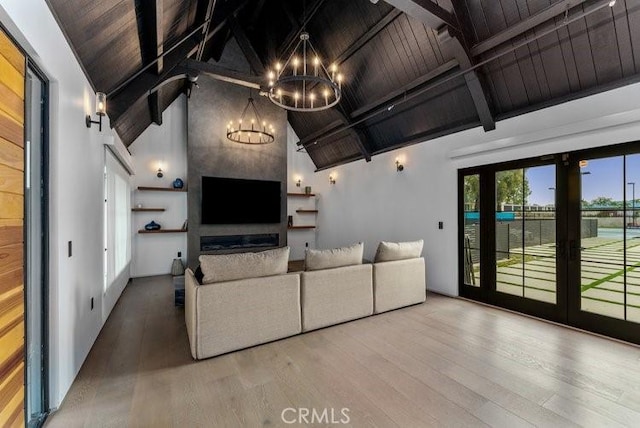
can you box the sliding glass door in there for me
[459,142,640,344]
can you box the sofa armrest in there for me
[373,257,426,314]
[185,268,199,359]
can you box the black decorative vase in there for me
[145,220,161,231]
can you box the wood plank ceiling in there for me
[46,0,640,170]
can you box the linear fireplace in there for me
[200,233,280,251]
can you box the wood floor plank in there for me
[44,277,640,427]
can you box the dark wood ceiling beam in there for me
[336,106,371,162]
[249,0,269,26]
[298,120,345,146]
[351,59,458,118]
[228,16,264,74]
[277,0,327,58]
[187,0,251,58]
[185,59,262,89]
[195,0,217,61]
[335,9,402,65]
[438,26,494,131]
[109,42,196,127]
[149,0,164,125]
[383,0,457,30]
[470,0,589,57]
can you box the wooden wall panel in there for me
[0,26,24,428]
[0,137,23,171]
[0,164,22,194]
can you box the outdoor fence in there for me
[464,218,598,263]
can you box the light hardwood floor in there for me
[46,275,640,427]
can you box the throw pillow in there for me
[194,265,204,284]
[374,239,424,262]
[199,246,290,284]
[305,242,363,271]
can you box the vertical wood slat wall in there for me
[0,27,25,428]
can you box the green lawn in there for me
[470,236,640,323]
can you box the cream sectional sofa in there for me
[185,247,301,360]
[372,240,426,313]
[300,243,373,332]
[185,241,426,360]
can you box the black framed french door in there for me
[459,156,567,323]
[565,144,640,343]
[459,141,640,345]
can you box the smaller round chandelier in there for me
[226,96,275,144]
[267,32,343,112]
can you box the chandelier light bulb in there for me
[268,71,275,79]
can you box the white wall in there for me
[286,124,319,260]
[310,82,640,297]
[0,0,133,408]
[129,96,188,277]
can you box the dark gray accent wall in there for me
[187,40,288,268]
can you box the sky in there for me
[526,154,640,206]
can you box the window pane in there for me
[625,154,640,324]
[463,175,480,287]
[496,169,524,297]
[580,156,625,320]
[523,165,557,304]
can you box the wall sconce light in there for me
[86,92,107,131]
[295,177,302,187]
[396,158,404,172]
[157,163,164,178]
[329,175,336,185]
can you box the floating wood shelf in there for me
[287,193,316,197]
[138,229,187,234]
[288,226,316,230]
[137,186,187,192]
[132,208,165,212]
[296,209,318,213]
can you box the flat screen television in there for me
[201,176,281,224]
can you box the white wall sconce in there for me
[395,157,404,172]
[86,92,107,131]
[329,175,336,185]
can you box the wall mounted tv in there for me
[201,176,281,224]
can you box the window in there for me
[104,149,131,291]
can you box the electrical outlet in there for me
[177,251,182,257]
[90,297,94,310]
[438,221,444,230]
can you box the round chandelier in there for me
[267,32,343,112]
[226,96,275,144]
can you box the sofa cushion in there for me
[199,246,290,284]
[374,239,424,262]
[305,242,363,271]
